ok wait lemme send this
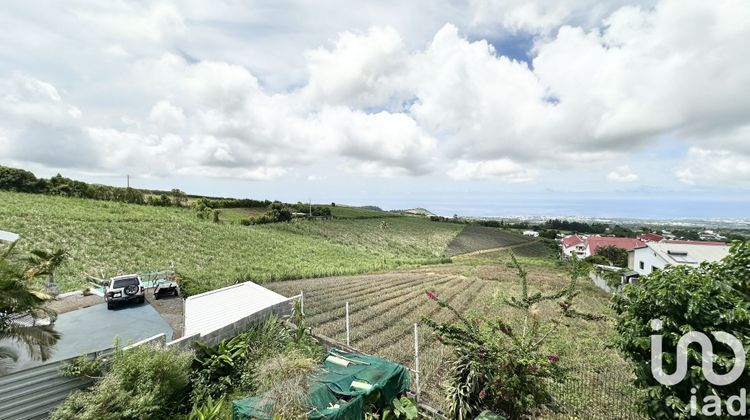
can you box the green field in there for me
[446,224,535,256]
[0,191,461,294]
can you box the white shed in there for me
[184,281,289,337]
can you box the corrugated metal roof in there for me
[0,230,20,242]
[184,281,289,337]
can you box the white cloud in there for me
[607,165,639,182]
[675,148,750,186]
[1,0,750,189]
[447,159,538,182]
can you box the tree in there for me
[612,241,750,419]
[0,242,62,372]
[269,201,292,222]
[25,248,69,292]
[595,245,628,267]
[171,189,188,207]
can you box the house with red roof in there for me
[636,232,664,242]
[561,234,587,258]
[560,234,645,261]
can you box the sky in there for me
[1,0,749,218]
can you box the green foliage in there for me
[612,241,750,419]
[383,396,418,419]
[0,242,61,367]
[188,396,225,420]
[59,353,109,379]
[583,255,609,266]
[595,245,628,267]
[0,190,461,293]
[422,252,601,419]
[50,343,194,420]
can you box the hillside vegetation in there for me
[446,224,535,256]
[0,191,461,294]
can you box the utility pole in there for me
[126,174,130,188]
[309,198,312,217]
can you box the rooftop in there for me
[643,241,730,265]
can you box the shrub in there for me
[612,241,750,419]
[50,343,193,420]
[422,252,601,419]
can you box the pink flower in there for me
[547,354,559,363]
[479,390,487,399]
[426,290,438,300]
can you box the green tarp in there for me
[232,349,411,420]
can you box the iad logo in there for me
[650,319,747,417]
[650,319,746,386]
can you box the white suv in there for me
[105,275,145,309]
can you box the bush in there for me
[50,344,193,420]
[422,252,601,419]
[613,241,750,419]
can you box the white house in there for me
[522,230,540,238]
[628,241,730,276]
[561,235,587,258]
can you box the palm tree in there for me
[25,248,68,292]
[0,242,62,373]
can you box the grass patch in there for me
[446,225,534,256]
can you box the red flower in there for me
[479,390,487,399]
[426,290,438,300]
[547,354,559,363]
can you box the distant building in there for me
[522,230,539,237]
[699,230,727,241]
[628,241,730,276]
[561,235,587,258]
[636,232,664,242]
[560,234,644,261]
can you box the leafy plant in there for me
[384,396,418,419]
[50,343,193,420]
[612,241,750,419]
[59,353,109,379]
[422,252,600,419]
[188,396,225,420]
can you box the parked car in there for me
[105,274,145,309]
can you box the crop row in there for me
[310,275,457,336]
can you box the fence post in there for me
[346,302,350,346]
[414,323,420,401]
[300,290,304,315]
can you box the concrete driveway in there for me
[7,301,173,372]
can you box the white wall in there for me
[631,247,667,276]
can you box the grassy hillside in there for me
[0,191,461,294]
